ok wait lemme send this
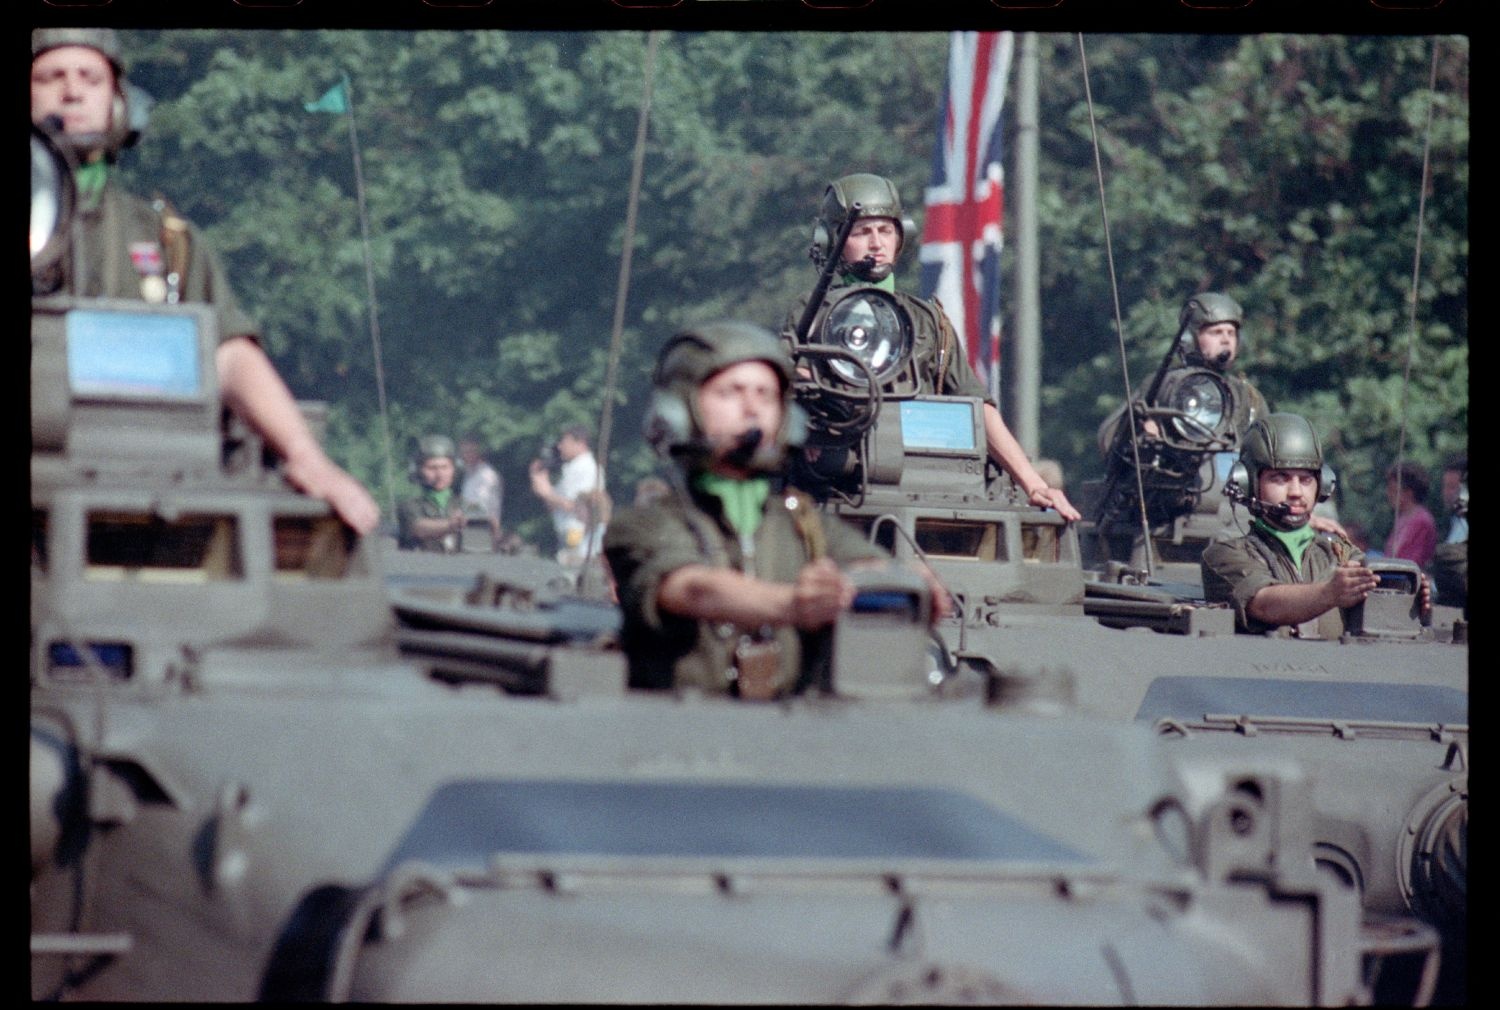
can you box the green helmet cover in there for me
[415,434,458,464]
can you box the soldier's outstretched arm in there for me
[216,335,380,535]
[982,404,1081,522]
[1246,562,1379,627]
[657,559,854,632]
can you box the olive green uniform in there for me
[604,483,887,696]
[1201,524,1362,636]
[782,282,995,405]
[397,491,460,552]
[39,178,257,346]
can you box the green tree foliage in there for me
[113,30,1465,549]
[1032,34,1467,536]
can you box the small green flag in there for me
[304,81,348,115]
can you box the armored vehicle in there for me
[32,129,1396,1005]
[784,277,1466,1003]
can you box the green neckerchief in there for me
[694,472,771,539]
[75,161,108,211]
[424,487,454,512]
[1254,518,1317,570]
[838,270,896,293]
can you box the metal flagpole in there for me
[340,71,398,519]
[1013,33,1041,457]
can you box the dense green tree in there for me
[110,30,1465,551]
[1030,34,1467,536]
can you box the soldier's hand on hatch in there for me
[1029,485,1082,524]
[1325,561,1381,609]
[283,453,380,536]
[790,558,855,631]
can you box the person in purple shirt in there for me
[1383,461,1437,567]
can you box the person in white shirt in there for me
[529,424,605,566]
[457,435,503,549]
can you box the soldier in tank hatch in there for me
[397,435,466,553]
[1202,413,1429,636]
[1097,292,1268,453]
[782,172,1079,522]
[604,321,948,699]
[31,28,378,535]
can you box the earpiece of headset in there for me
[1223,461,1337,520]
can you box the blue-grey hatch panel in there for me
[384,780,1091,870]
[1135,676,1467,725]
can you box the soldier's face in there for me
[842,218,900,270]
[697,361,783,463]
[1258,468,1317,516]
[421,457,456,491]
[1195,322,1238,365]
[31,46,115,136]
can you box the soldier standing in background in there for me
[397,436,466,553]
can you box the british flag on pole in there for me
[919,31,1014,401]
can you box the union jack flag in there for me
[918,31,1014,400]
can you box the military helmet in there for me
[811,173,916,281]
[1176,292,1245,369]
[31,27,148,161]
[1228,413,1335,526]
[33,27,125,70]
[645,320,805,472]
[415,434,458,463]
[409,434,460,487]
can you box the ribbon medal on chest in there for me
[129,241,168,303]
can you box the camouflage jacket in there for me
[781,283,993,405]
[603,481,887,697]
[1201,524,1362,637]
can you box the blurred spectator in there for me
[1432,453,1467,613]
[1383,461,1436,568]
[458,435,503,550]
[1441,453,1468,544]
[529,424,604,567]
[1342,519,1383,559]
